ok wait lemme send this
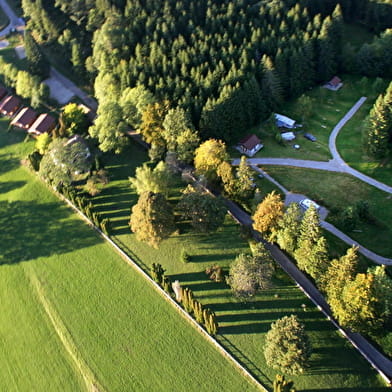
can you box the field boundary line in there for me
[26,267,107,392]
[48,186,269,392]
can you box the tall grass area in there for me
[89,140,389,391]
[0,124,260,391]
[263,166,392,258]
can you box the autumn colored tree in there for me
[253,191,284,238]
[129,192,176,248]
[194,139,229,183]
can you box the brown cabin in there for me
[28,113,56,136]
[237,134,263,157]
[0,86,7,101]
[0,95,21,117]
[11,107,38,130]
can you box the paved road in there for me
[50,67,98,112]
[0,0,24,37]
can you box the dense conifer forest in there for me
[20,0,392,147]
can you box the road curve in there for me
[0,0,23,37]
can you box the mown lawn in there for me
[0,124,260,391]
[262,166,392,258]
[89,140,389,391]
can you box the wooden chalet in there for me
[11,107,37,130]
[0,95,21,117]
[28,113,56,136]
[237,134,263,157]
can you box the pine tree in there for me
[24,30,50,80]
[275,203,302,255]
[364,93,390,159]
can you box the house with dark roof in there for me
[324,76,343,91]
[11,107,38,130]
[0,86,7,101]
[237,134,263,157]
[28,113,56,136]
[0,95,21,117]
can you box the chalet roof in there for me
[239,134,261,150]
[11,107,37,129]
[275,113,296,127]
[0,95,21,114]
[28,113,56,134]
[329,76,342,86]
[0,86,7,100]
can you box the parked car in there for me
[299,198,320,211]
[304,133,317,142]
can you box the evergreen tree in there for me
[24,30,50,80]
[294,205,329,281]
[364,93,391,159]
[275,203,302,255]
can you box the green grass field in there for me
[0,124,261,391]
[87,138,389,391]
[262,166,392,258]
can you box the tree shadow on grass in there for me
[0,181,26,194]
[0,200,101,264]
[0,154,19,175]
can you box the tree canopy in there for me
[264,315,312,375]
[129,191,176,248]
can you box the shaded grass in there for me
[263,166,392,258]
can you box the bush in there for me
[205,265,224,282]
[151,263,165,285]
[100,218,112,235]
[28,151,42,171]
[180,248,190,263]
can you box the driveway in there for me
[0,0,24,37]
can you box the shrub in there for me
[180,248,190,263]
[205,265,224,282]
[181,287,194,313]
[151,263,165,285]
[192,300,204,324]
[100,218,112,236]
